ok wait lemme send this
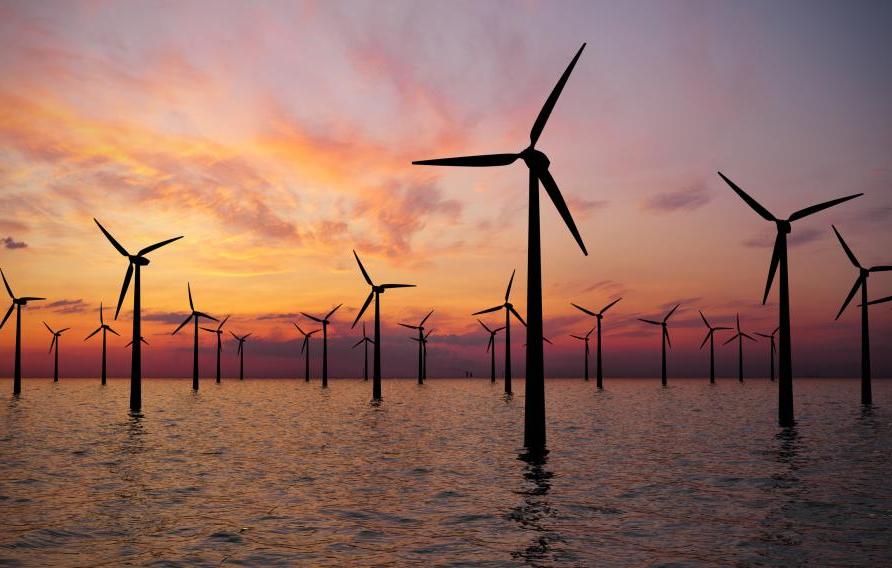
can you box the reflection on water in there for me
[0,378,890,565]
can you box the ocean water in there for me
[0,377,890,567]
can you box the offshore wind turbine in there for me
[831,225,891,405]
[351,250,415,401]
[698,310,731,384]
[44,322,70,383]
[201,315,230,384]
[569,328,594,381]
[0,268,44,394]
[399,310,433,384]
[478,319,505,383]
[352,322,374,381]
[718,173,861,426]
[571,297,621,389]
[230,332,251,381]
[84,302,119,385]
[293,323,320,382]
[409,329,434,383]
[94,219,182,410]
[639,304,680,386]
[301,304,342,388]
[171,283,218,391]
[755,327,779,382]
[723,314,757,383]
[473,270,526,395]
[414,44,589,451]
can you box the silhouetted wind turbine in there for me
[351,250,415,400]
[723,314,756,383]
[125,337,149,348]
[352,322,374,381]
[478,319,505,383]
[718,173,861,425]
[172,283,217,391]
[473,270,527,395]
[698,310,731,384]
[94,219,181,410]
[831,225,891,405]
[571,297,621,389]
[293,323,320,382]
[414,44,589,451]
[409,329,434,383]
[400,310,433,384]
[639,304,680,386]
[44,322,69,383]
[301,304,341,388]
[231,332,250,381]
[755,327,779,382]
[569,328,594,381]
[84,302,119,385]
[201,315,230,384]
[0,268,44,395]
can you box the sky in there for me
[1,0,891,379]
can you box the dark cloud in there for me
[39,298,88,314]
[742,227,823,248]
[142,311,189,324]
[642,184,712,213]
[2,236,27,249]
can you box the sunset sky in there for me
[1,0,890,379]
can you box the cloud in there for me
[742,227,823,248]
[580,280,624,294]
[641,184,712,213]
[141,311,190,324]
[38,298,88,314]
[566,196,609,219]
[1,236,26,249]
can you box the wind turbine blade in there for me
[85,327,102,341]
[94,219,129,256]
[300,337,308,354]
[538,168,587,255]
[0,268,13,299]
[477,319,493,333]
[413,154,518,167]
[869,265,892,272]
[663,327,671,349]
[493,327,505,333]
[217,315,230,331]
[700,331,711,350]
[187,283,194,311]
[352,291,374,328]
[325,303,343,319]
[600,297,622,314]
[570,335,585,340]
[763,234,781,305]
[353,338,364,348]
[699,310,710,328]
[505,269,516,301]
[107,326,120,336]
[836,277,863,320]
[420,310,434,326]
[381,284,415,289]
[755,333,772,339]
[99,302,104,325]
[114,263,133,320]
[723,334,739,345]
[472,305,503,316]
[717,172,776,221]
[398,323,419,330]
[1,304,13,329]
[543,337,553,345]
[230,331,239,340]
[714,327,733,331]
[43,321,54,334]
[237,343,242,355]
[243,333,251,339]
[194,312,218,321]
[664,304,680,321]
[735,313,741,332]
[586,327,594,338]
[292,322,306,336]
[20,297,45,302]
[789,193,863,222]
[301,312,324,323]
[49,335,56,353]
[571,302,596,317]
[138,235,183,256]
[865,295,892,306]
[308,329,321,336]
[831,225,861,269]
[530,43,586,147]
[742,333,757,342]
[172,314,193,335]
[639,319,661,326]
[58,328,70,334]
[486,335,493,352]
[353,250,373,285]
[425,329,433,339]
[508,305,527,326]
[200,327,217,333]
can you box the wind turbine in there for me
[717,173,861,425]
[473,270,527,395]
[44,322,70,383]
[831,225,891,405]
[84,302,119,385]
[755,327,779,382]
[478,319,505,383]
[571,297,621,389]
[399,310,434,384]
[351,250,415,401]
[230,332,251,381]
[171,283,217,391]
[409,329,434,383]
[698,310,731,384]
[125,337,149,348]
[0,268,44,394]
[639,304,680,386]
[569,328,595,381]
[414,44,589,451]
[352,322,374,381]
[201,315,230,384]
[293,323,320,382]
[723,314,757,383]
[301,304,342,388]
[94,219,182,410]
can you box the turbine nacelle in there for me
[130,255,150,266]
[519,147,549,169]
[776,220,792,234]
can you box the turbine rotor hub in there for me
[777,220,792,234]
[373,285,385,294]
[131,255,150,266]
[14,298,25,305]
[861,268,870,278]
[520,147,550,169]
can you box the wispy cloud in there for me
[641,184,712,213]
[743,227,824,248]
[37,298,89,314]
[1,236,26,249]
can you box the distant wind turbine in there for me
[473,270,526,395]
[414,44,589,451]
[352,322,374,381]
[718,173,861,425]
[172,283,218,391]
[94,219,182,410]
[201,315,230,384]
[351,250,415,401]
[231,332,251,381]
[755,327,779,382]
[0,268,44,395]
[698,310,731,384]
[478,319,505,383]
[301,304,342,388]
[639,304,680,386]
[409,329,434,383]
[44,322,70,383]
[569,328,595,381]
[571,297,621,389]
[293,323,320,382]
[125,337,149,348]
[84,302,119,385]
[723,314,757,383]
[400,310,433,384]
